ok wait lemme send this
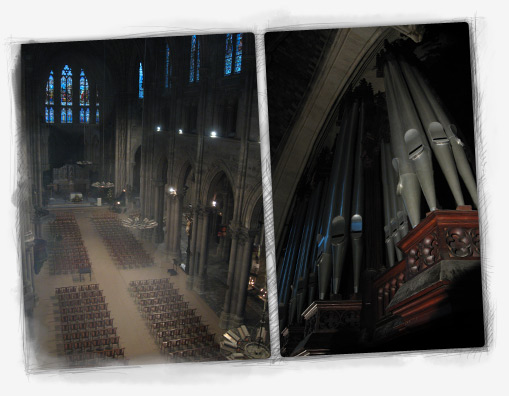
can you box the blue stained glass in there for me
[139,62,144,98]
[67,76,72,106]
[234,33,243,74]
[85,108,90,123]
[96,109,100,123]
[80,108,85,123]
[196,39,200,81]
[61,76,67,106]
[165,43,170,89]
[46,71,54,105]
[80,69,89,106]
[45,107,49,123]
[61,65,72,106]
[61,108,66,123]
[67,108,72,123]
[224,34,233,76]
[49,107,54,123]
[189,35,196,83]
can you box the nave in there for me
[27,207,225,370]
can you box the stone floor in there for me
[26,207,238,371]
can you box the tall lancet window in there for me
[139,62,144,98]
[224,34,234,75]
[79,69,90,123]
[234,33,243,74]
[60,65,73,123]
[96,86,100,123]
[45,70,55,123]
[189,35,201,83]
[165,43,172,89]
[224,34,243,76]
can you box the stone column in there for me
[231,229,256,327]
[187,208,200,289]
[194,207,210,293]
[219,225,241,329]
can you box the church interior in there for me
[267,23,485,356]
[18,32,270,369]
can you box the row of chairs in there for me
[149,316,202,334]
[56,284,100,294]
[60,311,111,323]
[62,329,118,342]
[60,318,114,330]
[134,289,179,301]
[59,303,108,315]
[156,324,209,342]
[66,348,125,365]
[57,290,104,301]
[138,295,184,307]
[61,327,117,338]
[145,302,190,321]
[129,278,172,288]
[59,296,106,307]
[140,300,189,316]
[63,337,121,353]
[161,334,216,354]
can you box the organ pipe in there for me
[331,100,359,296]
[350,101,365,294]
[383,60,422,228]
[387,55,437,212]
[408,59,478,207]
[398,56,465,207]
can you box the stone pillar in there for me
[219,225,241,329]
[231,229,256,327]
[187,208,200,289]
[194,208,210,293]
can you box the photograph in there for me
[18,32,269,370]
[267,23,484,356]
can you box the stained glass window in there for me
[61,65,72,107]
[224,34,243,76]
[234,33,243,74]
[96,108,100,123]
[80,70,89,106]
[139,62,144,99]
[189,35,201,83]
[45,107,49,123]
[67,108,73,123]
[189,35,197,83]
[49,107,54,123]
[85,108,90,123]
[45,70,54,106]
[61,108,66,123]
[165,43,172,89]
[224,34,233,76]
[196,39,200,82]
[79,69,90,124]
[96,86,100,106]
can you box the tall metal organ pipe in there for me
[331,100,359,296]
[277,199,307,309]
[350,101,365,295]
[386,55,437,212]
[316,108,351,300]
[288,181,323,324]
[383,61,422,228]
[380,140,397,267]
[408,59,478,207]
[398,56,465,207]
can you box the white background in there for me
[1,1,507,394]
